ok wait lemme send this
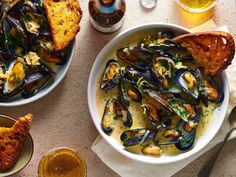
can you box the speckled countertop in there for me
[1,0,236,177]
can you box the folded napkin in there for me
[92,20,236,177]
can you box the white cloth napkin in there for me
[91,20,236,177]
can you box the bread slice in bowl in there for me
[43,0,82,51]
[174,32,235,76]
[0,114,33,170]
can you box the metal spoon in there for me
[140,0,157,9]
[198,106,236,177]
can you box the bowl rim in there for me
[87,22,229,164]
[0,115,34,176]
[0,40,75,107]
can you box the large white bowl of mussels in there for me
[88,23,233,164]
[0,0,82,106]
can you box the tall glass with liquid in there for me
[88,0,126,33]
[177,0,218,13]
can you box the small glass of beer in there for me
[38,147,86,177]
[177,0,218,13]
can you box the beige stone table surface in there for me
[1,0,236,177]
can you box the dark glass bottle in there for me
[88,0,126,33]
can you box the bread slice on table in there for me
[43,0,82,51]
[174,32,235,76]
[0,114,33,170]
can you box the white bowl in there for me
[0,41,75,107]
[88,23,229,164]
[0,115,34,176]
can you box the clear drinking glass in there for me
[38,147,86,177]
[177,0,218,13]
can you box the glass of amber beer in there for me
[177,0,218,13]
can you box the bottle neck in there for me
[95,0,121,14]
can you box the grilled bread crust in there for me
[174,32,235,76]
[43,0,82,51]
[0,114,32,170]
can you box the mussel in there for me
[32,37,66,64]
[117,46,153,70]
[123,66,159,89]
[175,69,199,100]
[3,57,25,95]
[100,59,119,91]
[21,70,52,98]
[142,103,161,128]
[143,88,173,112]
[142,144,162,156]
[2,15,28,56]
[118,78,142,106]
[151,57,175,89]
[101,98,133,135]
[20,10,50,36]
[120,128,156,147]
[168,98,197,122]
[174,109,200,151]
[194,68,224,106]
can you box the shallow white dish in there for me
[0,41,75,107]
[88,23,229,164]
[0,115,33,176]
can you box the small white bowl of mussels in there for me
[88,23,230,164]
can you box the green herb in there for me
[1,64,7,73]
[172,55,182,63]
[23,65,29,71]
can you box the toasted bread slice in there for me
[174,32,235,76]
[43,0,82,51]
[0,114,33,170]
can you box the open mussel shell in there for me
[143,88,173,112]
[2,15,28,56]
[120,128,156,147]
[167,98,197,122]
[21,70,52,98]
[20,10,50,36]
[100,59,119,91]
[151,57,175,89]
[141,103,162,129]
[113,98,133,128]
[124,66,159,89]
[175,68,199,100]
[101,98,133,135]
[174,109,201,151]
[116,46,153,70]
[32,37,65,65]
[101,99,116,135]
[3,58,26,95]
[194,68,224,106]
[118,78,142,106]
